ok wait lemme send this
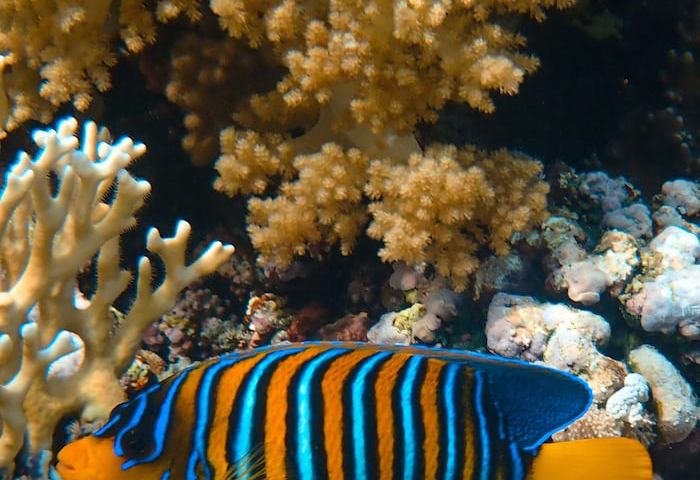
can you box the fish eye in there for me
[120,428,155,458]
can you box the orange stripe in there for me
[321,349,377,480]
[374,353,410,480]
[420,359,443,480]
[264,347,330,479]
[164,363,211,475]
[462,370,476,480]
[206,353,267,478]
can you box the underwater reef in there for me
[0,0,699,479]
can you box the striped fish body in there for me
[55,342,591,480]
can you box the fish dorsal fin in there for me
[476,358,591,450]
[282,342,591,451]
[224,444,266,480]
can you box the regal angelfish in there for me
[56,342,652,480]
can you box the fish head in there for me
[56,381,178,480]
[56,433,171,480]
[56,435,170,480]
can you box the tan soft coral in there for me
[214,127,297,195]
[366,145,548,290]
[207,0,567,289]
[219,133,548,290]
[215,0,563,134]
[0,0,201,134]
[247,143,369,267]
[165,33,289,165]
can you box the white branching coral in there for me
[0,117,234,469]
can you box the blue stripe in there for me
[186,357,244,480]
[351,351,393,480]
[509,442,523,480]
[95,411,121,436]
[496,409,506,440]
[122,368,191,469]
[296,348,348,480]
[97,384,159,438]
[400,356,423,480]
[232,348,303,462]
[442,363,459,480]
[474,371,489,480]
[114,394,147,457]
[160,471,171,480]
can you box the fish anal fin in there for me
[224,444,267,480]
[527,437,652,480]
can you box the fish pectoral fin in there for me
[527,437,652,480]
[224,444,266,480]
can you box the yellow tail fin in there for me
[527,437,652,480]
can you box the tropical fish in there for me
[55,342,652,480]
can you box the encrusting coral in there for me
[0,117,234,470]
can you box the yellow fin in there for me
[527,437,652,480]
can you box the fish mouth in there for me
[55,446,85,480]
[54,460,77,480]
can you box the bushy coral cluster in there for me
[219,139,548,290]
[366,145,548,288]
[0,0,201,134]
[165,34,284,165]
[207,0,569,289]
[245,144,370,268]
[212,0,572,129]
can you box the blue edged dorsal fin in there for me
[466,354,591,450]
[364,343,592,451]
[292,342,591,451]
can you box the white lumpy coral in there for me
[606,373,650,425]
[543,215,640,306]
[579,171,635,213]
[485,292,610,369]
[602,203,653,238]
[624,226,700,338]
[649,225,700,270]
[629,345,699,444]
[661,179,700,216]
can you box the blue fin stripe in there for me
[97,373,160,438]
[296,348,348,480]
[474,370,489,480]
[232,348,303,462]
[400,356,423,480]
[351,351,393,480]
